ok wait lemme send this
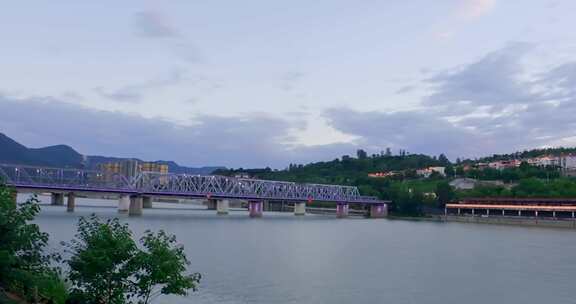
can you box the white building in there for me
[559,155,576,170]
[526,156,561,167]
[416,166,446,178]
[450,178,476,190]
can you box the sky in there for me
[1,0,576,168]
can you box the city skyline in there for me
[1,0,576,168]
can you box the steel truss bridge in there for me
[0,164,386,205]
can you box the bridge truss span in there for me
[0,164,386,204]
[136,172,375,203]
[0,163,133,193]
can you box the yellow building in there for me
[97,160,169,182]
[140,162,169,174]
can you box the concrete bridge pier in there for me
[51,193,64,206]
[142,196,153,209]
[248,201,263,218]
[336,203,349,218]
[129,195,143,216]
[369,203,387,218]
[67,193,76,212]
[118,195,130,213]
[217,199,229,215]
[294,202,306,216]
[206,199,217,210]
[262,200,271,211]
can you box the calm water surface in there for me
[28,195,576,304]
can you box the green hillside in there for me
[216,148,576,216]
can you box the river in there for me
[29,195,576,304]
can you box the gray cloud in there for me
[323,43,576,159]
[0,95,354,168]
[540,62,576,99]
[395,85,415,95]
[425,42,536,108]
[324,103,576,160]
[134,10,179,38]
[280,72,304,92]
[6,43,576,167]
[324,108,480,158]
[95,69,185,103]
[133,10,205,64]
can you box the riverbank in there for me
[389,214,576,229]
[445,215,576,229]
[387,215,444,222]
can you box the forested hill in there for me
[215,152,450,185]
[471,147,576,163]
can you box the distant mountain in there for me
[0,133,224,175]
[0,133,83,167]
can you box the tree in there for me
[445,165,455,177]
[65,215,201,304]
[65,215,138,304]
[438,154,450,166]
[385,147,392,157]
[133,231,201,304]
[455,166,465,177]
[435,182,454,208]
[0,183,65,303]
[0,188,47,283]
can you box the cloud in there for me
[0,95,354,168]
[324,102,576,160]
[134,10,179,38]
[324,108,478,158]
[458,0,496,19]
[133,10,205,63]
[95,69,185,103]
[540,62,576,98]
[395,85,415,95]
[280,72,304,92]
[432,30,455,41]
[425,42,536,108]
[6,43,576,166]
[322,43,576,159]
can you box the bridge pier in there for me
[206,199,217,210]
[67,193,76,212]
[51,193,64,206]
[217,200,229,215]
[142,196,153,209]
[369,203,387,218]
[294,202,306,216]
[336,203,349,218]
[129,196,143,216]
[118,195,130,213]
[249,201,263,218]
